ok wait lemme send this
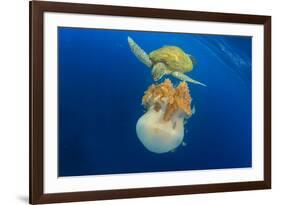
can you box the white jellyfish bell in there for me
[136,106,185,154]
[136,79,194,154]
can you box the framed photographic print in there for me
[29,1,271,204]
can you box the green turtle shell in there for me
[149,46,194,73]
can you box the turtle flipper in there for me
[128,36,153,68]
[171,71,207,87]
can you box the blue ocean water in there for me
[58,27,252,177]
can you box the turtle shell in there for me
[149,46,193,73]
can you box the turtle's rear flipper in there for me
[171,71,207,87]
[128,36,152,68]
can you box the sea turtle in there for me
[128,36,206,87]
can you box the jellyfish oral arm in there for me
[136,79,192,154]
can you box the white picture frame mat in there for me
[43,12,264,194]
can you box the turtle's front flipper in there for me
[128,36,152,68]
[171,71,207,87]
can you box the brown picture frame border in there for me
[29,1,271,204]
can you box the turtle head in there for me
[152,62,167,81]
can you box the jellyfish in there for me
[136,79,193,154]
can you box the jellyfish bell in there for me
[136,79,193,154]
[136,106,185,154]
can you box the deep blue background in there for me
[58,27,252,176]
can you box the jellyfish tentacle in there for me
[192,106,196,115]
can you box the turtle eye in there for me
[152,72,160,81]
[152,67,159,81]
[152,73,159,81]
